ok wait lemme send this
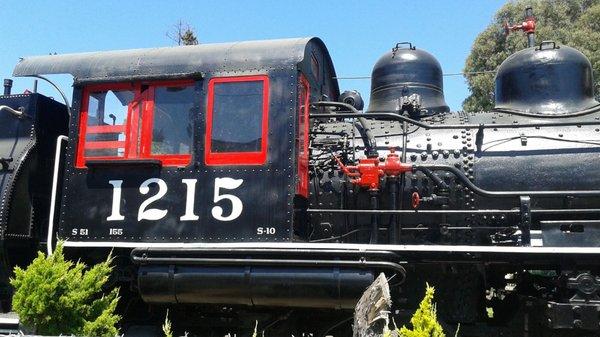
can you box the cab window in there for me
[76,80,195,168]
[83,87,135,159]
[205,75,269,165]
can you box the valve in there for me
[411,192,421,209]
[504,7,536,47]
[411,192,449,209]
[333,148,413,191]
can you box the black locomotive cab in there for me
[12,37,339,249]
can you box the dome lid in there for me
[367,43,449,116]
[494,41,599,115]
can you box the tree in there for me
[167,20,199,46]
[10,243,120,336]
[463,0,600,111]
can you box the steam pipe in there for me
[306,208,600,215]
[504,6,536,48]
[416,164,600,198]
[310,110,600,129]
[388,177,397,244]
[415,166,449,190]
[525,7,536,48]
[397,120,408,242]
[369,191,379,244]
[314,101,378,157]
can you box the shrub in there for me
[10,242,120,336]
[163,310,173,337]
[398,284,445,337]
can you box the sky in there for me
[0,0,508,111]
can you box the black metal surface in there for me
[546,272,600,330]
[494,43,599,115]
[138,264,374,309]
[541,220,600,247]
[339,90,364,110]
[0,94,67,240]
[3,80,12,96]
[367,43,449,115]
[310,94,600,247]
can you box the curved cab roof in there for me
[13,37,338,90]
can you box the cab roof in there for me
[13,37,338,90]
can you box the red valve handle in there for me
[411,192,421,209]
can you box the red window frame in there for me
[140,79,195,166]
[76,80,194,168]
[205,75,270,166]
[297,74,310,197]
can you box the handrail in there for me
[47,135,68,255]
[0,105,24,118]
[309,111,600,130]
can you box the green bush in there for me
[398,284,445,337]
[10,242,121,336]
[162,310,173,337]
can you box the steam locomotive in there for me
[0,27,599,335]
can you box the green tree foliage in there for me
[398,284,445,337]
[10,243,120,336]
[181,29,199,46]
[167,20,199,46]
[463,0,600,111]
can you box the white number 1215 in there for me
[107,177,243,222]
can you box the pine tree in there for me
[167,20,199,46]
[181,29,199,46]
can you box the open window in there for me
[205,75,269,165]
[76,80,195,168]
[297,75,310,197]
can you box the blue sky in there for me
[0,0,507,111]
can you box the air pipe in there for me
[314,101,379,158]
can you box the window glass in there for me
[85,89,135,158]
[151,85,194,155]
[211,81,263,153]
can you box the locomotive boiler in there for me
[0,30,599,335]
